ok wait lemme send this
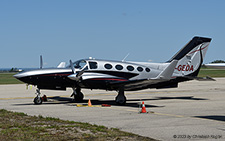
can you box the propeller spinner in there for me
[68,60,84,81]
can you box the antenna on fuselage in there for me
[40,55,43,69]
[122,53,130,62]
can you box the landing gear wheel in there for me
[75,92,84,101]
[115,95,126,105]
[71,87,84,102]
[115,87,126,105]
[34,96,43,105]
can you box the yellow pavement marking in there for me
[0,97,33,100]
[76,104,102,107]
[0,96,62,100]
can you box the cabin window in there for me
[89,62,98,69]
[137,67,143,72]
[115,64,123,70]
[145,68,150,72]
[127,66,134,71]
[104,64,112,69]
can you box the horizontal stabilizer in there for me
[156,60,178,79]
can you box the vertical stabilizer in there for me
[169,36,212,77]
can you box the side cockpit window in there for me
[89,61,98,69]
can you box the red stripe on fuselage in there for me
[40,73,71,77]
[90,78,127,81]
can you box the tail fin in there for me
[57,62,66,68]
[169,36,212,77]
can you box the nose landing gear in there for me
[33,88,42,105]
[71,87,84,102]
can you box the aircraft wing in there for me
[109,78,170,90]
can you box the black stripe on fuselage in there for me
[16,70,138,90]
[88,70,139,79]
[17,72,74,87]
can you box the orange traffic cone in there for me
[88,99,92,107]
[141,101,147,113]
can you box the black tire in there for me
[34,96,43,105]
[115,96,126,105]
[75,92,84,101]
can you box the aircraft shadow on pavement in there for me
[47,96,163,108]
[12,96,208,108]
[47,95,208,107]
[194,115,225,122]
[152,96,208,101]
[13,103,37,106]
[127,96,208,102]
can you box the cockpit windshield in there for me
[74,60,87,69]
[67,60,87,70]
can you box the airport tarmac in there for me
[1,78,225,140]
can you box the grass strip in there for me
[198,69,225,77]
[0,109,156,141]
[0,73,22,85]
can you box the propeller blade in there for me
[40,55,43,69]
[68,60,88,81]
[68,61,88,81]
[69,60,75,74]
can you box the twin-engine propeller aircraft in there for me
[14,36,212,105]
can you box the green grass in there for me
[0,73,23,85]
[198,68,225,77]
[0,109,156,141]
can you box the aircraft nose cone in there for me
[13,73,22,78]
[13,72,26,79]
[13,72,31,84]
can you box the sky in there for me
[0,0,225,68]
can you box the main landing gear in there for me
[71,87,84,102]
[115,87,127,105]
